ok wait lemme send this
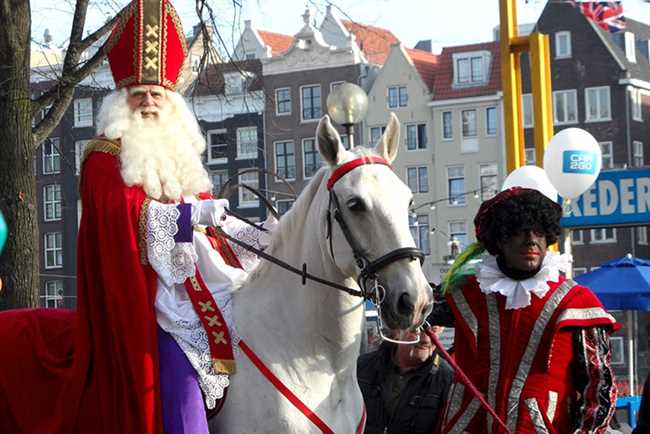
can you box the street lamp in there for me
[326,82,368,148]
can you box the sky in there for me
[31,0,650,53]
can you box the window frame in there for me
[42,137,61,175]
[638,226,648,245]
[599,142,613,169]
[73,97,93,128]
[43,184,62,222]
[210,170,228,198]
[238,172,259,208]
[275,199,295,216]
[273,140,296,181]
[485,106,497,136]
[632,88,643,121]
[448,220,469,253]
[572,229,584,245]
[300,84,322,122]
[633,140,644,167]
[447,166,466,206]
[461,109,477,138]
[553,89,578,125]
[585,86,611,123]
[236,126,258,160]
[206,128,228,165]
[406,123,428,151]
[42,280,64,308]
[302,137,322,179]
[409,214,431,255]
[406,166,429,194]
[609,336,625,365]
[590,227,617,244]
[525,148,536,166]
[442,111,453,141]
[479,163,498,201]
[554,31,572,59]
[275,87,292,116]
[387,85,408,108]
[44,232,63,269]
[522,93,534,128]
[453,52,490,86]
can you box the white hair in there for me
[95,88,211,201]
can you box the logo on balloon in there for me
[562,150,598,175]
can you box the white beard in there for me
[96,89,212,201]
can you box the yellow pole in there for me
[529,32,554,166]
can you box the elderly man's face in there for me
[394,326,442,369]
[127,85,167,119]
[498,228,548,272]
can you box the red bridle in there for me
[326,155,391,190]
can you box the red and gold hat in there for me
[106,0,188,90]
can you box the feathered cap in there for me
[105,0,188,90]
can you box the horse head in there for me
[316,112,433,331]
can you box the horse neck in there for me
[234,172,364,369]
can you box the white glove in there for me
[191,199,229,227]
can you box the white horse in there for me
[211,113,433,433]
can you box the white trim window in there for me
[590,227,616,243]
[330,81,344,93]
[610,336,625,365]
[388,86,408,108]
[42,280,64,308]
[479,163,498,200]
[625,32,636,63]
[447,166,465,205]
[554,31,572,59]
[369,126,386,146]
[486,106,497,136]
[73,97,93,127]
[43,184,62,222]
[585,86,611,122]
[210,170,228,197]
[206,129,228,164]
[442,111,453,140]
[44,232,63,269]
[632,88,643,121]
[276,199,294,216]
[407,166,429,194]
[572,229,584,245]
[553,89,578,125]
[638,226,648,245]
[634,141,644,167]
[406,123,427,150]
[224,73,245,95]
[523,94,534,128]
[274,140,296,180]
[236,127,258,159]
[525,148,536,166]
[75,140,90,175]
[275,87,291,116]
[453,51,490,85]
[238,172,259,208]
[409,214,431,255]
[449,221,468,252]
[301,84,322,121]
[599,142,613,169]
[302,138,322,179]
[42,138,61,175]
[461,109,477,138]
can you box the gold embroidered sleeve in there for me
[139,198,152,265]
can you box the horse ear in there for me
[317,115,345,166]
[375,112,400,164]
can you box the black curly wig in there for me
[476,189,562,256]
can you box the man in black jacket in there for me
[357,325,452,434]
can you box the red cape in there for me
[0,141,163,434]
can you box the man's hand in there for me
[191,199,229,227]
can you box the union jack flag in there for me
[573,1,626,33]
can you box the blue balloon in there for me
[0,210,7,254]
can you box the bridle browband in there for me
[326,155,424,299]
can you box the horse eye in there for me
[347,198,366,212]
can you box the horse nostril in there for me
[396,292,415,316]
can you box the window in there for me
[369,126,386,145]
[42,280,63,308]
[525,148,536,165]
[225,73,244,95]
[207,129,228,164]
[43,184,62,222]
[210,170,228,197]
[275,88,291,115]
[237,127,258,159]
[599,142,613,169]
[388,86,408,108]
[553,89,578,125]
[449,221,468,252]
[340,134,350,150]
[238,172,259,208]
[591,228,616,243]
[274,140,296,180]
[610,336,625,365]
[276,200,294,216]
[455,55,486,85]
[330,81,344,92]
[479,163,498,200]
[585,86,611,122]
[73,97,93,127]
[409,215,430,255]
[442,111,453,140]
[638,226,648,245]
[42,137,61,174]
[44,232,63,269]
[485,107,497,136]
[461,109,477,138]
[573,267,587,276]
[632,88,643,121]
[522,94,534,128]
[634,141,644,167]
[303,138,322,178]
[555,31,572,59]
[447,166,465,205]
[407,167,429,194]
[75,140,90,175]
[572,229,583,244]
[625,31,636,63]
[301,85,321,121]
[406,124,427,150]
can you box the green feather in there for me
[441,242,485,294]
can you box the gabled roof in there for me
[432,41,501,100]
[192,59,263,96]
[258,30,293,56]
[342,20,400,65]
[404,47,438,92]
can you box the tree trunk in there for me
[0,0,39,309]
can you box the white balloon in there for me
[543,128,602,199]
[501,165,558,202]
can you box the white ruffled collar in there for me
[477,252,572,310]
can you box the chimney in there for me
[415,39,432,53]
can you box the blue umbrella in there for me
[574,254,650,311]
